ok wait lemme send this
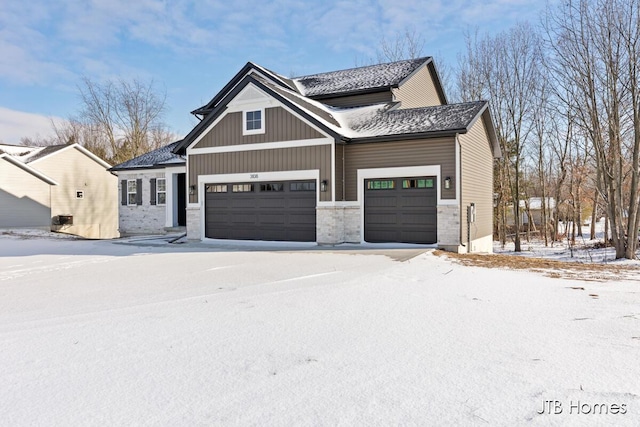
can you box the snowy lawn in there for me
[0,232,639,426]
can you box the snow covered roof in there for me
[174,57,497,155]
[110,140,185,171]
[293,57,431,98]
[0,143,43,160]
[521,197,556,210]
[254,74,487,139]
[343,102,487,138]
[0,143,112,169]
[21,145,68,163]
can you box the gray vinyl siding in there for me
[342,138,456,201]
[459,117,494,241]
[189,145,332,203]
[316,91,393,108]
[393,65,444,108]
[194,107,324,148]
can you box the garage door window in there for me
[207,184,227,193]
[402,178,434,189]
[232,184,253,192]
[260,183,284,192]
[290,182,316,191]
[367,179,395,190]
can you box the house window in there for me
[157,178,166,205]
[367,179,395,190]
[243,109,264,135]
[127,180,137,205]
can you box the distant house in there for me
[109,141,186,236]
[0,143,119,239]
[168,57,501,252]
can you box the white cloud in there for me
[0,107,63,144]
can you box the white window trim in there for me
[242,108,265,136]
[156,178,167,206]
[127,179,137,206]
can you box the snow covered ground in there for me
[0,230,639,426]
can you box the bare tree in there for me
[377,27,425,63]
[545,0,640,259]
[457,23,544,251]
[77,77,172,164]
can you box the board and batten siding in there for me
[393,64,444,109]
[315,91,393,108]
[459,118,494,242]
[189,145,332,203]
[193,107,324,148]
[342,137,456,201]
[0,158,51,228]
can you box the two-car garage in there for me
[204,176,437,245]
[204,180,317,242]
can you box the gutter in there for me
[456,133,466,250]
[347,128,468,144]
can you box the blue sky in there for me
[0,0,550,145]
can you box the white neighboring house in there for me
[0,143,119,239]
[109,141,187,236]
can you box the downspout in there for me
[457,133,466,250]
[342,144,346,201]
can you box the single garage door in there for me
[205,180,316,242]
[364,176,437,244]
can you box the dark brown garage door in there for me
[205,180,316,242]
[364,177,437,244]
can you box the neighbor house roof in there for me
[0,143,112,168]
[0,143,43,161]
[110,140,185,171]
[21,145,68,163]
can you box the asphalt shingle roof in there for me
[344,101,487,138]
[22,145,68,163]
[110,140,185,171]
[293,57,430,98]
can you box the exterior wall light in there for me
[189,185,196,195]
[320,179,328,192]
[444,177,451,189]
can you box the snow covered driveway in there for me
[0,236,639,426]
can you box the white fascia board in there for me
[0,154,58,185]
[163,165,186,174]
[29,143,112,169]
[188,137,332,155]
[115,168,166,177]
